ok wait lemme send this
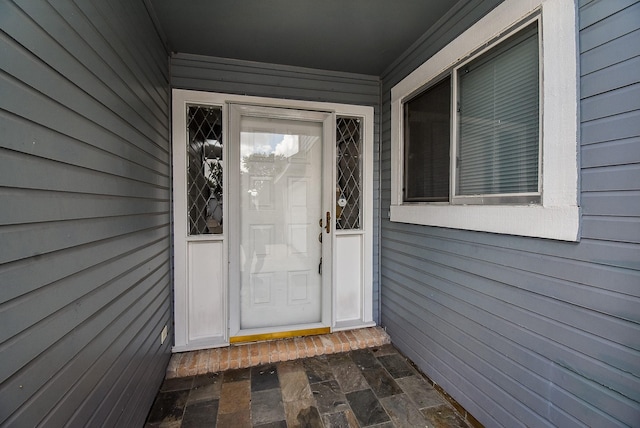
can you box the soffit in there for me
[148,0,456,76]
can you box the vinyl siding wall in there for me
[171,53,383,322]
[0,1,171,426]
[380,0,640,427]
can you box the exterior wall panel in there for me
[380,0,640,427]
[0,0,171,426]
[171,53,383,321]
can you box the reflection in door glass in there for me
[336,117,362,230]
[187,105,223,235]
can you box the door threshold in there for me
[229,327,331,344]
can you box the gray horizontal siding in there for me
[172,53,380,105]
[171,53,384,321]
[0,0,171,426]
[379,0,640,427]
[580,0,640,253]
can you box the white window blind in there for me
[456,22,539,197]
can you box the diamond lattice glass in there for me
[187,105,223,235]
[336,117,362,230]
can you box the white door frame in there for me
[172,89,374,352]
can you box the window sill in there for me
[390,203,580,242]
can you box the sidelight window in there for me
[336,116,362,230]
[186,105,223,235]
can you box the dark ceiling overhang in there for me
[148,0,458,76]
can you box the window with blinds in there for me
[401,18,541,206]
[391,2,579,240]
[455,21,540,203]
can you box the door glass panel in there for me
[187,105,223,235]
[240,116,323,329]
[336,117,362,230]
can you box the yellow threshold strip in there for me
[229,327,331,344]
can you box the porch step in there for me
[166,326,390,379]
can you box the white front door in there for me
[229,105,334,337]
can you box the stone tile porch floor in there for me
[146,327,472,427]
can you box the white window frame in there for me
[390,0,580,241]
